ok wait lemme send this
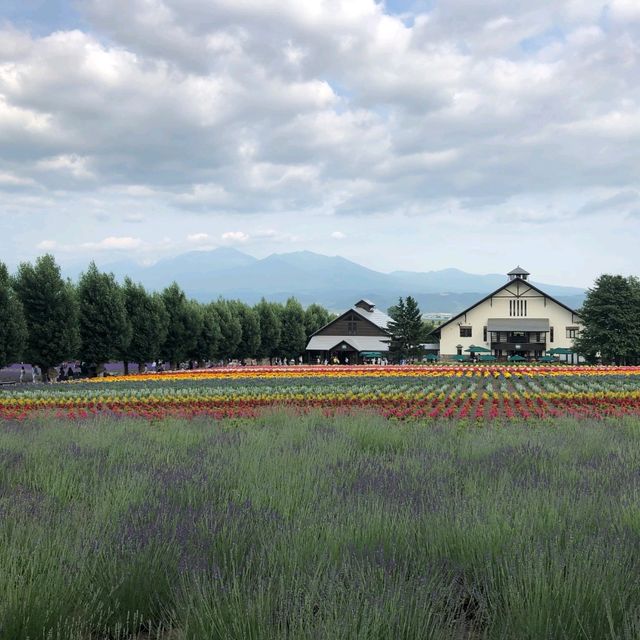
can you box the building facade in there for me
[305,299,391,363]
[434,267,582,361]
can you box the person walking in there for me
[19,366,25,384]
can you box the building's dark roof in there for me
[487,318,550,332]
[508,266,530,275]
[308,300,391,340]
[430,280,581,338]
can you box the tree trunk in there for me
[124,361,129,376]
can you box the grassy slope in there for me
[1,413,640,639]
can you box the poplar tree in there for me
[193,303,223,366]
[0,262,27,368]
[77,262,130,372]
[119,278,169,374]
[13,254,79,375]
[279,297,306,360]
[211,300,242,360]
[160,283,200,369]
[303,303,333,340]
[254,299,282,362]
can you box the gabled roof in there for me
[431,279,581,337]
[309,301,392,339]
[352,305,392,330]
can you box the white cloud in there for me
[36,239,57,250]
[0,0,639,281]
[187,232,211,243]
[82,236,143,250]
[331,231,346,239]
[221,231,249,243]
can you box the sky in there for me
[1,0,639,287]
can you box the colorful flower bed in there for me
[2,365,640,421]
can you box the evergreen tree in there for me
[254,299,282,362]
[77,263,130,372]
[279,297,306,360]
[303,303,333,341]
[387,296,425,362]
[0,262,27,368]
[119,278,169,374]
[13,254,79,375]
[211,300,242,361]
[160,283,200,369]
[574,274,640,364]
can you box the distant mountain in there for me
[86,248,585,313]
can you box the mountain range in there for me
[83,248,586,314]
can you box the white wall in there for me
[439,280,581,357]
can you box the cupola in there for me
[508,266,530,281]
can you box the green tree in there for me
[0,262,27,368]
[160,283,200,369]
[13,254,79,376]
[279,297,307,360]
[303,303,333,341]
[211,300,242,361]
[387,296,425,362]
[254,299,282,362]
[119,278,169,374]
[574,274,640,365]
[230,301,261,360]
[77,263,130,373]
[193,303,223,365]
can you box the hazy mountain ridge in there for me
[86,248,586,313]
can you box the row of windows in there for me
[459,326,579,340]
[509,299,527,317]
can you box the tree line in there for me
[0,255,336,375]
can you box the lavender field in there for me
[2,412,640,639]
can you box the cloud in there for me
[124,213,145,223]
[1,0,640,282]
[221,231,249,243]
[577,190,640,216]
[187,232,211,243]
[36,239,57,250]
[82,236,143,250]
[331,231,346,239]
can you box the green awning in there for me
[549,347,574,355]
[465,345,491,353]
[478,354,496,361]
[424,354,438,361]
[451,355,468,362]
[360,352,383,358]
[539,355,557,362]
[508,354,527,361]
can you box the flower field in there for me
[2,365,640,421]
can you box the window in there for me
[483,326,487,342]
[550,327,554,343]
[510,299,528,317]
[460,326,472,338]
[566,326,579,339]
[347,321,357,335]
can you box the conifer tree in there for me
[387,296,425,362]
[574,274,640,364]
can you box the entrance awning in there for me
[487,318,550,332]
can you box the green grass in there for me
[2,412,640,639]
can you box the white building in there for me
[433,267,582,362]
